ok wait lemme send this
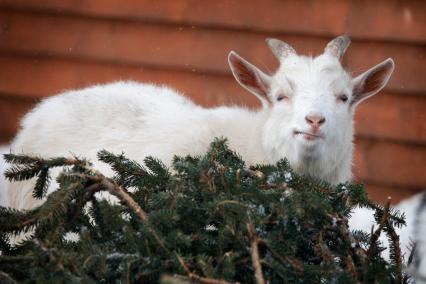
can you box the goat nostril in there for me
[305,115,326,127]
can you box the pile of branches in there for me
[0,139,413,283]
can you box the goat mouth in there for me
[293,130,322,141]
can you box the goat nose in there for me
[305,115,326,128]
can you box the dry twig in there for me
[246,222,266,284]
[366,197,391,263]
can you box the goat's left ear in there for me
[351,58,395,106]
[228,51,271,107]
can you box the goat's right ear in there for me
[351,58,395,107]
[228,51,271,107]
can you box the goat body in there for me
[6,36,394,210]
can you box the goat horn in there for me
[324,35,351,60]
[266,38,296,60]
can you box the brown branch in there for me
[366,197,391,263]
[316,231,334,263]
[101,178,147,220]
[344,255,357,281]
[236,169,241,188]
[200,170,215,192]
[218,166,227,189]
[174,252,236,284]
[246,222,265,284]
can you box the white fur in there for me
[6,36,394,211]
[413,193,426,282]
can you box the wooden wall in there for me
[0,0,424,203]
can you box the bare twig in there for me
[366,197,391,262]
[362,198,391,282]
[246,222,265,284]
[100,178,148,220]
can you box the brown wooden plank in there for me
[0,0,425,44]
[0,10,425,94]
[0,56,260,107]
[0,95,37,143]
[0,55,424,144]
[353,138,426,189]
[1,93,424,189]
[364,183,420,205]
[354,92,426,145]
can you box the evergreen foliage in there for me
[0,139,412,283]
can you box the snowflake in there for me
[284,172,292,182]
[205,224,218,231]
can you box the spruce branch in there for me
[384,212,403,283]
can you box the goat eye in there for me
[338,94,348,103]
[276,93,288,102]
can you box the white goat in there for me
[6,35,394,210]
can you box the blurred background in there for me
[0,1,424,204]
